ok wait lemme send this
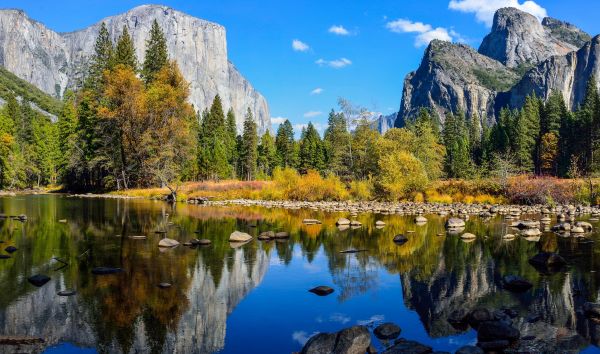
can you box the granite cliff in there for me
[0,5,270,133]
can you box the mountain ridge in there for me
[395,7,595,128]
[0,4,270,133]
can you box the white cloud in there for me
[329,25,351,36]
[303,111,322,118]
[316,58,352,68]
[292,39,310,52]
[271,116,287,125]
[386,19,454,47]
[292,331,318,346]
[310,88,324,95]
[294,122,327,134]
[448,0,547,27]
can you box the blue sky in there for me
[1,0,600,135]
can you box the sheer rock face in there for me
[479,8,581,69]
[0,5,270,133]
[372,113,397,134]
[505,36,600,111]
[398,40,518,126]
[395,7,592,128]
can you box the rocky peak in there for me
[479,7,580,68]
[542,17,591,48]
[0,5,270,133]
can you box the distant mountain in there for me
[0,66,61,119]
[371,113,397,134]
[395,7,594,128]
[0,5,270,133]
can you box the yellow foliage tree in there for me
[377,150,429,200]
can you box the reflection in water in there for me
[0,195,598,353]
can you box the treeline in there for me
[443,78,600,180]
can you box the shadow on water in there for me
[0,195,599,353]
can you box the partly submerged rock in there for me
[502,275,533,292]
[336,218,351,226]
[382,338,432,354]
[393,234,408,245]
[158,238,179,248]
[57,290,77,297]
[229,231,252,242]
[91,267,123,275]
[301,326,370,354]
[374,322,401,340]
[28,274,50,287]
[308,286,334,296]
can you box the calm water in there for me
[0,195,600,353]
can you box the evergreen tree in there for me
[142,19,169,84]
[114,26,138,71]
[298,122,325,172]
[442,111,472,178]
[257,129,278,176]
[239,108,258,180]
[198,95,230,179]
[225,109,238,177]
[323,109,350,177]
[275,119,296,168]
[513,94,541,173]
[57,91,78,175]
[86,22,114,92]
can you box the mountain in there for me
[0,5,270,133]
[371,113,397,134]
[395,7,592,128]
[0,66,62,118]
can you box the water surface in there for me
[0,195,599,353]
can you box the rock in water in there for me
[445,218,465,229]
[28,274,50,287]
[374,323,401,340]
[4,246,17,253]
[57,290,77,297]
[336,218,351,226]
[300,326,370,354]
[414,216,427,223]
[477,321,520,342]
[0,5,270,134]
[382,339,433,354]
[303,219,322,225]
[92,267,123,275]
[461,233,476,240]
[229,231,252,242]
[0,255,10,259]
[502,275,533,292]
[158,283,172,289]
[158,238,180,248]
[393,234,408,245]
[308,286,334,296]
[529,252,566,272]
[456,346,484,354]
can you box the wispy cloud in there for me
[386,19,453,47]
[329,25,351,36]
[271,116,287,125]
[292,331,318,346]
[292,39,310,52]
[303,111,322,118]
[310,88,324,95]
[448,0,547,27]
[316,58,352,68]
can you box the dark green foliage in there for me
[142,20,169,84]
[324,109,350,177]
[275,119,297,168]
[113,26,138,71]
[298,122,325,172]
[0,66,63,116]
[239,108,258,180]
[86,22,114,93]
[443,111,472,178]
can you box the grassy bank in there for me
[108,170,600,206]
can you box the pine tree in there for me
[239,108,258,180]
[442,111,472,178]
[298,122,325,172]
[258,130,278,176]
[86,22,114,92]
[275,119,296,168]
[225,109,238,177]
[57,91,78,175]
[113,26,138,71]
[513,94,541,173]
[142,19,169,84]
[323,109,350,176]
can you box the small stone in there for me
[58,219,67,223]
[303,219,321,225]
[461,233,476,240]
[373,322,401,340]
[92,267,123,275]
[158,238,179,247]
[28,274,50,287]
[393,234,408,245]
[196,239,211,246]
[503,275,533,292]
[336,218,351,226]
[445,218,465,229]
[375,221,386,227]
[309,286,334,296]
[0,255,10,259]
[274,232,289,239]
[456,346,484,354]
[57,290,77,296]
[5,246,17,254]
[229,231,252,242]
[158,283,172,289]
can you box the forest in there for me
[1,21,600,203]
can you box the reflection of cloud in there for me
[357,314,385,325]
[302,262,321,273]
[292,331,318,345]
[330,313,351,324]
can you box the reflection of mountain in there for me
[401,242,497,337]
[0,247,269,354]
